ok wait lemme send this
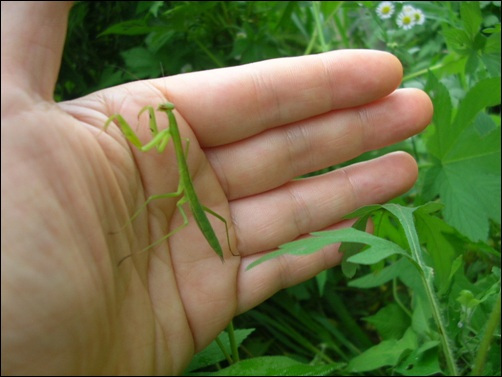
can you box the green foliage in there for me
[189,356,344,376]
[58,1,501,375]
[423,74,500,242]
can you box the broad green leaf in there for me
[346,328,417,372]
[364,303,410,340]
[121,47,162,78]
[473,112,498,137]
[411,294,433,336]
[423,73,452,160]
[396,341,442,376]
[190,356,344,376]
[460,2,482,39]
[452,78,501,135]
[425,75,501,241]
[482,31,501,77]
[414,210,458,294]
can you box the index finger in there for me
[162,50,403,146]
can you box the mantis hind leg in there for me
[202,206,238,257]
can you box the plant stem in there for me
[471,291,501,375]
[392,277,413,318]
[227,321,240,363]
[402,57,463,82]
[215,335,234,365]
[311,1,328,52]
[388,205,459,376]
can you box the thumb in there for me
[1,1,72,101]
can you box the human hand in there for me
[1,2,432,375]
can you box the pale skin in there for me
[1,2,433,376]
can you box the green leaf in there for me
[473,112,498,137]
[121,47,162,78]
[482,31,501,77]
[396,341,442,376]
[189,356,344,376]
[425,75,502,241]
[424,73,453,159]
[349,257,407,289]
[414,210,458,294]
[364,303,411,340]
[246,228,407,271]
[186,328,255,373]
[460,2,482,39]
[315,270,327,296]
[346,239,408,265]
[346,328,417,372]
[99,20,155,36]
[340,210,377,278]
[452,77,501,135]
[342,204,382,220]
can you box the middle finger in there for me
[206,88,432,200]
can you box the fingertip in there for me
[397,87,434,134]
[387,151,419,192]
[320,49,404,108]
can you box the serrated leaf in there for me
[424,73,453,159]
[247,228,407,270]
[460,2,482,39]
[189,356,344,376]
[473,112,498,137]
[347,328,417,372]
[342,204,382,220]
[349,257,407,288]
[364,303,410,340]
[482,31,501,76]
[452,78,501,134]
[341,210,379,278]
[425,75,501,241]
[346,239,407,264]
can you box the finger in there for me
[208,88,432,199]
[1,2,71,101]
[231,152,418,255]
[163,50,403,145]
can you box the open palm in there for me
[1,2,433,375]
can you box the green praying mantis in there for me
[104,100,236,265]
[104,94,241,362]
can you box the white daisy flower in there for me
[396,11,415,30]
[376,2,395,19]
[402,5,416,15]
[411,8,426,25]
